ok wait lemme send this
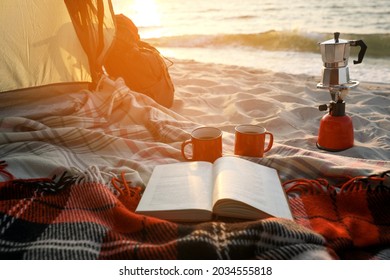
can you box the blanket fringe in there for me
[111,172,142,199]
[284,170,390,196]
[70,165,142,198]
[111,172,142,211]
[0,160,14,181]
[71,166,116,186]
[1,169,75,197]
[1,161,142,200]
[70,165,142,211]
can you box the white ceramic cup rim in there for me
[235,124,267,134]
[192,127,222,140]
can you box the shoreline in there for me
[159,46,390,84]
[168,57,390,87]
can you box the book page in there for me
[212,156,292,220]
[136,161,214,212]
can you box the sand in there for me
[169,58,390,161]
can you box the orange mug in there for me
[181,127,223,163]
[234,124,273,157]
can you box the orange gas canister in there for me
[317,113,354,151]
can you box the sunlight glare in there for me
[131,0,161,28]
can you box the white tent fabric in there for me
[0,0,115,93]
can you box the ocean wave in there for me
[145,31,390,58]
[223,15,257,20]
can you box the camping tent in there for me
[0,0,116,94]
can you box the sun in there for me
[131,0,161,28]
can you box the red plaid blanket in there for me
[285,172,390,259]
[1,160,388,260]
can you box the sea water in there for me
[112,0,390,83]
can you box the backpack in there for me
[104,14,175,108]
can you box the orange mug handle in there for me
[263,132,274,153]
[181,139,193,160]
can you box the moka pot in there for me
[317,32,367,90]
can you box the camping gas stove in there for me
[316,32,367,152]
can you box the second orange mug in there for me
[234,124,273,157]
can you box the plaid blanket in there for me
[0,162,323,260]
[0,162,388,259]
[1,75,389,259]
[285,171,390,260]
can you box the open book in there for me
[135,156,293,222]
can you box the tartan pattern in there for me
[285,174,390,259]
[1,168,388,259]
[1,76,389,259]
[0,171,330,260]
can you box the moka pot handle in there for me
[350,40,367,64]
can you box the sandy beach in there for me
[168,58,390,161]
[1,56,389,263]
[1,31,390,264]
[2,0,390,264]
[112,0,390,162]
